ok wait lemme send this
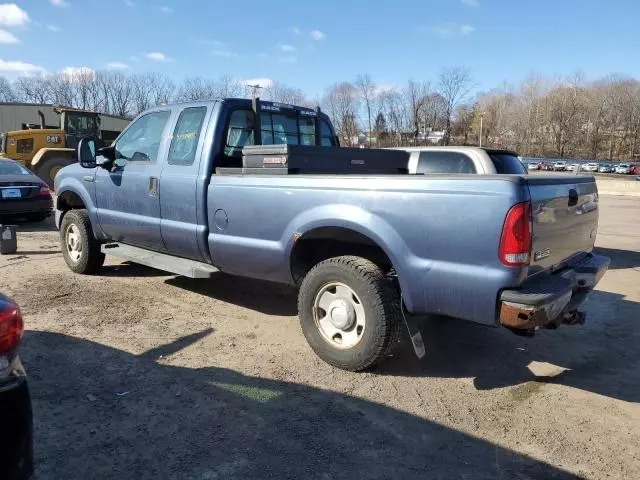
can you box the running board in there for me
[101,243,219,279]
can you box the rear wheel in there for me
[59,209,105,274]
[34,156,74,188]
[298,256,401,371]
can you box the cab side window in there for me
[417,151,475,174]
[224,110,255,156]
[115,111,171,163]
[168,107,207,166]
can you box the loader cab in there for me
[58,109,102,150]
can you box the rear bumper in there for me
[498,253,610,329]
[0,197,52,216]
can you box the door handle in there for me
[82,176,94,183]
[149,176,159,197]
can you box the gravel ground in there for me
[1,195,638,480]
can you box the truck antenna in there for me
[246,84,264,101]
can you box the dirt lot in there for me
[1,196,639,479]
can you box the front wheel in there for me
[59,209,105,274]
[298,256,401,371]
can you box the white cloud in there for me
[278,43,296,52]
[0,28,18,44]
[0,59,45,74]
[461,0,479,6]
[61,66,95,80]
[124,0,135,5]
[0,4,29,26]
[212,50,240,58]
[160,5,174,14]
[50,0,70,7]
[47,25,60,32]
[427,23,475,38]
[291,27,301,35]
[241,78,273,89]
[309,29,325,41]
[107,61,131,69]
[144,51,168,61]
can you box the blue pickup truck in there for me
[54,98,609,371]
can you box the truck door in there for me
[159,105,210,261]
[94,109,172,251]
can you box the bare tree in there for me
[322,82,360,146]
[0,76,15,102]
[438,67,474,145]
[355,74,376,147]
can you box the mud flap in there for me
[400,296,426,359]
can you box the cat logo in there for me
[46,135,60,144]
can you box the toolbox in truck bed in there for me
[241,144,409,174]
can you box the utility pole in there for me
[247,84,263,102]
[479,111,485,148]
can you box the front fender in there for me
[54,177,103,238]
[282,204,421,312]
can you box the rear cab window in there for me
[417,151,476,174]
[488,152,527,174]
[223,103,337,159]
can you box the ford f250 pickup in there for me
[54,98,610,371]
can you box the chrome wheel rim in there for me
[65,224,82,262]
[313,282,365,349]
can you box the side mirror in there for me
[77,137,96,168]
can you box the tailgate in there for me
[526,176,599,271]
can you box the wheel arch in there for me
[285,206,413,310]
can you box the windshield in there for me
[0,160,31,175]
[488,153,527,174]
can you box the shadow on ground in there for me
[594,246,640,270]
[24,331,576,480]
[3,216,57,233]
[376,290,640,403]
[167,273,298,316]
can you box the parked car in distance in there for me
[54,98,609,371]
[566,163,578,172]
[542,161,555,171]
[598,163,613,173]
[582,163,599,172]
[615,163,631,174]
[394,147,527,175]
[0,158,53,222]
[0,293,33,480]
[527,161,540,170]
[553,160,567,171]
[629,164,640,175]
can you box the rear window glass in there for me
[417,151,475,174]
[0,161,31,175]
[489,153,527,174]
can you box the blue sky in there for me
[1,0,639,96]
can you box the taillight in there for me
[499,201,532,267]
[0,304,23,354]
[37,185,51,197]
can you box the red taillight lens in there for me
[0,305,23,354]
[37,185,51,197]
[499,201,532,267]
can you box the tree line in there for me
[2,67,639,161]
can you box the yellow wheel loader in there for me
[0,107,121,188]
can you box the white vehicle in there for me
[615,164,631,174]
[390,147,528,175]
[599,164,613,173]
[553,161,567,171]
[566,164,578,171]
[527,161,539,170]
[582,163,599,172]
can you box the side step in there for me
[101,243,219,279]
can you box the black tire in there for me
[35,156,74,188]
[298,256,401,371]
[59,209,105,274]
